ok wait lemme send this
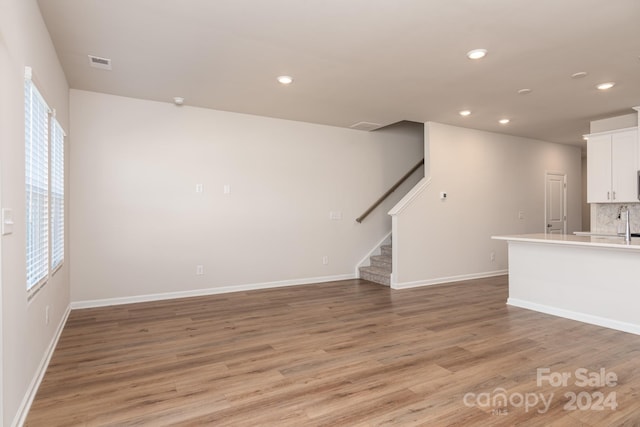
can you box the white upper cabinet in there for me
[587,128,639,203]
[587,134,612,203]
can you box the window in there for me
[51,117,65,270]
[24,67,65,292]
[25,73,50,291]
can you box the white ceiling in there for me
[38,0,640,145]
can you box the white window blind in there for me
[51,116,65,270]
[25,74,50,290]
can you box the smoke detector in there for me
[88,55,112,70]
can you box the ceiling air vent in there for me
[350,121,382,131]
[88,55,112,70]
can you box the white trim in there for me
[391,217,398,285]
[12,304,71,427]
[71,274,356,309]
[583,126,637,139]
[388,177,431,216]
[507,298,640,336]
[354,231,392,277]
[391,270,507,290]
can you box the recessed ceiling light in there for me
[499,118,510,125]
[571,72,588,79]
[596,82,615,90]
[277,75,294,85]
[517,88,532,95]
[173,97,184,106]
[459,110,471,117]
[466,49,487,60]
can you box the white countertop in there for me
[573,231,618,237]
[492,233,640,251]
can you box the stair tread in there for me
[359,238,392,286]
[360,265,391,275]
[360,268,391,286]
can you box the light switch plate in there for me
[2,208,14,235]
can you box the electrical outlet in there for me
[223,184,231,194]
[518,210,525,220]
[490,251,496,262]
[196,265,204,275]
[195,183,204,193]
[322,256,329,265]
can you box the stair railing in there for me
[356,158,424,223]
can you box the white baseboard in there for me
[13,304,71,427]
[391,270,507,290]
[70,273,356,309]
[507,298,640,336]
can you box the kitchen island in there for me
[492,233,640,335]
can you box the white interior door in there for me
[545,172,567,234]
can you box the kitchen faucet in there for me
[624,208,631,243]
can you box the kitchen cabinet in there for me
[587,128,638,203]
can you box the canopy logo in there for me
[463,388,553,414]
[463,367,618,416]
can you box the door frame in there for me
[544,171,567,234]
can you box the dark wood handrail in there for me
[356,158,424,223]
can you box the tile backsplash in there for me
[594,203,640,234]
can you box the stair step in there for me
[359,265,391,276]
[381,244,392,257]
[359,266,391,286]
[370,254,392,269]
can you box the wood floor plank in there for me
[25,276,640,426]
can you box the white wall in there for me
[70,90,423,303]
[0,1,70,425]
[391,122,582,287]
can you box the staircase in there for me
[355,158,423,286]
[359,243,392,286]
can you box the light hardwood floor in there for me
[26,276,640,426]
